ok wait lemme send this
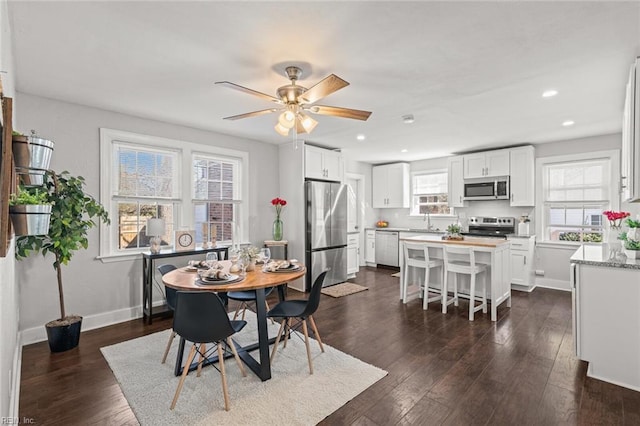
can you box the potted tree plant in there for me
[14,171,109,352]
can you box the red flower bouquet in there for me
[271,197,287,220]
[603,210,630,229]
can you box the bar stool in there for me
[442,245,487,321]
[402,242,444,310]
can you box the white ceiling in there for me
[8,1,640,164]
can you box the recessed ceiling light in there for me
[562,120,575,127]
[401,149,408,153]
[542,90,558,98]
[402,114,415,124]
[356,134,366,141]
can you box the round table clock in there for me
[174,230,195,251]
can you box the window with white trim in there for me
[99,129,248,259]
[410,171,452,215]
[193,155,239,244]
[541,158,610,243]
[112,142,178,250]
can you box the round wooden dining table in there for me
[162,260,306,381]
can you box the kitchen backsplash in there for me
[374,200,535,234]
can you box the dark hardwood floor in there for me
[20,267,640,425]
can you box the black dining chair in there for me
[170,291,247,411]
[157,264,178,364]
[267,271,327,374]
[228,287,275,321]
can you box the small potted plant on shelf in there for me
[9,187,52,236]
[620,217,640,259]
[14,171,109,352]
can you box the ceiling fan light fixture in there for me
[274,122,290,136]
[299,113,318,133]
[278,111,296,129]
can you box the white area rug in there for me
[101,312,387,426]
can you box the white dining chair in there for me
[402,242,444,310]
[442,245,487,321]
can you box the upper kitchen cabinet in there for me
[448,156,466,207]
[622,57,640,202]
[509,146,535,206]
[463,149,510,179]
[305,144,343,182]
[372,163,410,208]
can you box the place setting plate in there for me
[195,274,242,286]
[263,263,302,273]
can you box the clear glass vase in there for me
[272,218,283,241]
[604,225,622,247]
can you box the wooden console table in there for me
[141,246,229,324]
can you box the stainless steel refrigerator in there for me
[305,180,348,290]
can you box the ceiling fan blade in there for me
[223,108,279,120]
[215,81,282,104]
[309,105,372,121]
[297,74,349,104]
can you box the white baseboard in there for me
[20,303,154,346]
[587,364,640,392]
[9,332,22,420]
[534,277,571,292]
[511,283,536,292]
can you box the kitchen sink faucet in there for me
[424,211,433,231]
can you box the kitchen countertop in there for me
[400,234,510,248]
[570,244,640,270]
[365,227,446,234]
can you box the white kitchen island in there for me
[400,235,512,321]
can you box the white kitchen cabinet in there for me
[509,236,535,290]
[509,146,535,206]
[372,163,410,208]
[463,149,510,179]
[365,230,376,264]
[571,257,640,390]
[622,57,640,202]
[447,156,466,207]
[305,145,343,182]
[347,233,360,277]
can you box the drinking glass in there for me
[206,252,218,268]
[259,248,271,264]
[238,257,248,278]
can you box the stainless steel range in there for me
[463,216,515,239]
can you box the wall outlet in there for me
[535,269,545,276]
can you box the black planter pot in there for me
[45,317,82,352]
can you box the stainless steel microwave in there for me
[464,177,509,200]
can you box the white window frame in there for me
[98,128,249,262]
[192,152,242,244]
[535,149,620,247]
[409,169,455,217]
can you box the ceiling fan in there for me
[215,66,372,136]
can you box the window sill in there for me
[97,252,146,263]
[536,241,598,250]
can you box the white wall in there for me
[0,0,19,419]
[15,93,280,343]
